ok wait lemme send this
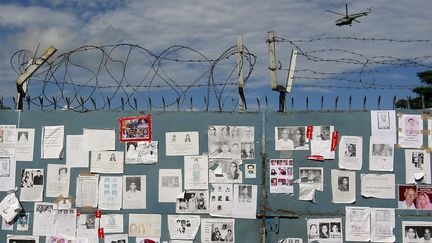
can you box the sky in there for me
[0,0,431,111]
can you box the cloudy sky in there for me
[0,0,431,110]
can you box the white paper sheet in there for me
[66,135,89,168]
[345,207,370,242]
[19,168,44,201]
[0,157,16,191]
[338,136,363,170]
[361,174,395,199]
[0,193,21,223]
[125,141,158,164]
[76,213,99,243]
[166,132,199,156]
[7,235,39,243]
[176,190,209,214]
[0,125,16,157]
[402,221,432,243]
[274,126,309,151]
[123,175,146,209]
[369,136,394,171]
[209,184,233,217]
[310,125,335,160]
[129,214,161,238]
[76,174,99,208]
[371,208,395,242]
[405,149,431,184]
[209,159,242,184]
[100,214,123,233]
[429,118,432,149]
[184,155,208,190]
[15,128,34,161]
[83,128,116,151]
[33,202,56,236]
[298,184,316,202]
[98,176,122,210]
[54,209,77,237]
[46,164,70,197]
[159,169,182,203]
[398,114,423,148]
[270,159,294,194]
[331,169,356,203]
[307,218,342,243]
[41,125,64,159]
[208,125,254,160]
[90,151,124,174]
[168,215,201,240]
[371,110,397,144]
[200,218,235,243]
[104,234,128,243]
[232,184,257,219]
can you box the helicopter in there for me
[326,4,372,26]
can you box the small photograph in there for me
[238,185,252,203]
[377,111,390,129]
[344,143,356,157]
[404,116,420,136]
[275,126,309,151]
[161,176,180,188]
[0,159,10,177]
[337,176,349,191]
[412,151,425,169]
[371,144,392,156]
[177,190,208,214]
[316,126,331,140]
[16,213,29,231]
[319,223,330,238]
[417,186,432,210]
[245,164,256,179]
[209,159,242,183]
[210,222,234,242]
[119,115,152,142]
[17,131,29,143]
[403,225,432,242]
[299,169,322,184]
[330,222,341,235]
[398,185,417,209]
[125,176,141,195]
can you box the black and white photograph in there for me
[405,149,431,184]
[104,234,129,243]
[201,218,235,242]
[319,223,330,238]
[168,215,201,240]
[275,126,309,151]
[20,168,44,201]
[402,221,432,243]
[208,125,254,159]
[307,218,342,242]
[338,136,363,170]
[377,111,391,129]
[344,143,356,157]
[209,159,242,183]
[125,141,158,164]
[233,184,257,219]
[176,190,209,214]
[0,158,10,177]
[123,175,146,209]
[76,213,98,242]
[15,128,35,162]
[299,167,324,192]
[0,157,15,191]
[337,176,349,191]
[371,143,392,156]
[369,137,394,171]
[412,151,424,169]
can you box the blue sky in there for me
[0,0,431,111]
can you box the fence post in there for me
[39,97,43,110]
[204,97,208,112]
[363,96,367,111]
[107,97,111,111]
[26,96,31,110]
[265,96,269,111]
[335,96,339,111]
[377,96,381,110]
[407,96,411,109]
[190,97,193,111]
[162,97,166,112]
[422,94,425,109]
[393,96,397,110]
[91,98,96,110]
[52,97,57,110]
[349,95,352,112]
[120,97,125,111]
[134,97,138,110]
[321,96,324,111]
[306,97,309,111]
[257,98,261,111]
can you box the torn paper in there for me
[125,141,158,164]
[168,215,200,240]
[41,125,64,159]
[361,174,395,199]
[310,125,336,160]
[299,167,323,191]
[405,149,431,184]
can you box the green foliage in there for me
[395,70,432,109]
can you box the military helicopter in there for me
[326,4,372,26]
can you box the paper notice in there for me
[15,128,34,161]
[331,169,356,203]
[41,125,64,159]
[361,174,395,199]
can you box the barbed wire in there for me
[10,43,256,111]
[273,36,432,91]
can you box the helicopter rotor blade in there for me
[345,3,348,16]
[325,10,345,16]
